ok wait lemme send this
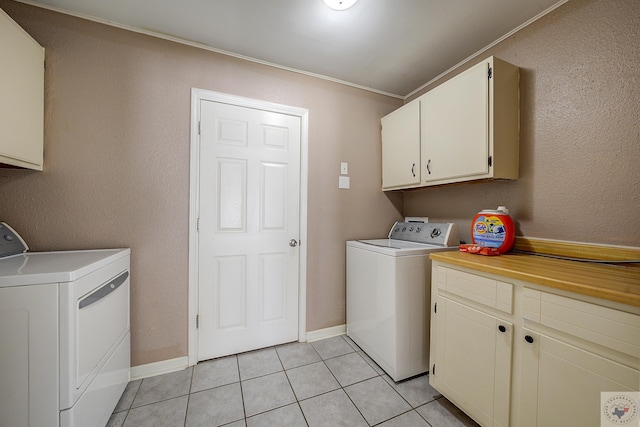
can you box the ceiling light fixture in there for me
[323,0,359,11]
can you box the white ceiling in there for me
[19,0,567,98]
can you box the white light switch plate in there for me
[340,162,348,175]
[339,176,350,189]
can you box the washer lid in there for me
[0,249,130,287]
[348,239,452,256]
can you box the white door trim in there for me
[188,88,308,366]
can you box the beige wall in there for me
[405,0,640,246]
[0,0,403,366]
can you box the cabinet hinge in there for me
[488,156,493,167]
[198,121,201,135]
[197,217,200,232]
[488,67,492,79]
[432,364,436,375]
[196,314,199,329]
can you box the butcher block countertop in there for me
[430,237,640,308]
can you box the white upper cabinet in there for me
[421,57,519,186]
[0,8,44,170]
[381,101,421,190]
[381,56,519,190]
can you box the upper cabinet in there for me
[381,56,519,190]
[0,8,44,170]
[381,101,421,190]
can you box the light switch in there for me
[339,176,350,189]
[340,162,348,175]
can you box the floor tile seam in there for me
[378,376,418,410]
[341,374,420,425]
[275,340,324,370]
[189,379,241,396]
[319,357,354,390]
[340,380,374,426]
[236,346,282,380]
[283,367,342,402]
[414,404,435,427]
[296,400,312,427]
[183,363,196,427]
[243,400,306,423]
[342,334,362,352]
[238,374,248,422]
[369,408,421,427]
[119,379,143,413]
[282,356,326,373]
[190,354,240,394]
[182,391,190,427]
[336,370,384,389]
[239,367,286,384]
[129,393,191,410]
[281,358,310,408]
[316,347,357,362]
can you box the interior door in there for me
[197,99,301,360]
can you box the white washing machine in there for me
[346,221,459,381]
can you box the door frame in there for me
[187,88,309,366]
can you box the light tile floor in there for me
[108,335,480,427]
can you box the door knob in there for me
[289,239,298,247]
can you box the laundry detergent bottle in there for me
[471,206,515,254]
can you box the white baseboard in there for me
[130,356,189,381]
[305,324,346,342]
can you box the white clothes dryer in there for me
[0,229,130,427]
[346,221,459,381]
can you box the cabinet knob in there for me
[524,335,535,344]
[498,325,506,333]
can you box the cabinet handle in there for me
[524,335,535,344]
[411,163,416,177]
[498,325,506,333]
[426,159,431,175]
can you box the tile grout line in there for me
[275,342,313,426]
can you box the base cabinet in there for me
[430,262,640,427]
[431,296,512,427]
[519,330,639,427]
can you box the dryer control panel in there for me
[388,221,459,247]
[0,222,28,258]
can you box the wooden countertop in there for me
[430,250,640,307]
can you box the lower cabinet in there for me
[431,296,512,427]
[519,330,639,427]
[430,262,640,427]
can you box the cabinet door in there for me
[519,329,640,427]
[421,60,490,185]
[0,9,44,170]
[381,100,420,190]
[431,296,512,427]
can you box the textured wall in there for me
[405,0,640,246]
[0,0,403,366]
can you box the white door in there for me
[197,99,301,360]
